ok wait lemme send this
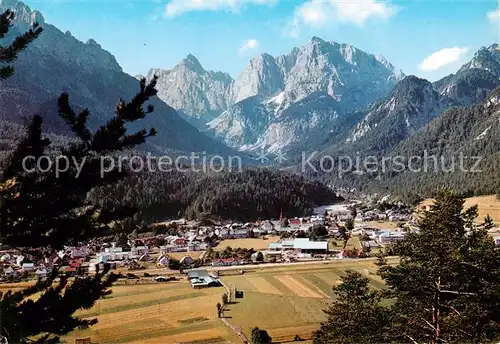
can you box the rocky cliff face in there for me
[0,0,236,155]
[232,53,285,104]
[434,44,500,107]
[205,37,404,152]
[459,44,500,78]
[281,37,403,109]
[344,76,444,153]
[147,54,233,124]
[320,45,500,156]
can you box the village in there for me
[3,198,499,286]
[2,198,500,343]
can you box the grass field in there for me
[0,281,34,293]
[421,195,500,224]
[63,279,239,344]
[167,251,204,260]
[215,236,280,251]
[7,259,395,343]
[363,221,399,229]
[329,236,361,251]
[221,259,392,343]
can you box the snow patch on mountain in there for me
[475,126,491,140]
[207,38,403,152]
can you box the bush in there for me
[168,258,181,270]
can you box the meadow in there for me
[7,258,396,343]
[421,195,500,224]
[215,236,281,251]
[63,279,239,344]
[220,259,394,343]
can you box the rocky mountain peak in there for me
[0,0,44,25]
[147,55,233,122]
[86,39,101,47]
[180,53,205,73]
[1,0,122,73]
[488,43,500,51]
[433,45,500,106]
[345,75,441,150]
[393,75,433,97]
[232,53,284,104]
[310,36,326,44]
[459,44,500,78]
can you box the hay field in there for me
[221,259,390,342]
[362,221,399,229]
[63,279,239,344]
[0,281,34,293]
[215,236,280,251]
[329,236,361,251]
[167,251,204,260]
[421,195,500,224]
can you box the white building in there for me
[98,245,131,261]
[268,238,328,255]
[377,231,405,244]
[131,246,149,258]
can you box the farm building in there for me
[361,240,380,249]
[377,231,406,244]
[156,254,170,266]
[97,244,131,261]
[267,238,328,255]
[187,269,221,288]
[212,258,242,267]
[180,256,194,265]
[131,245,149,257]
[187,269,209,279]
[159,245,187,254]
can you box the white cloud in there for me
[287,0,397,38]
[165,0,275,17]
[239,39,259,55]
[487,8,500,23]
[418,47,469,72]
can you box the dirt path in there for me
[219,280,250,343]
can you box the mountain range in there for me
[146,37,499,160]
[361,86,500,200]
[0,0,237,157]
[1,0,499,200]
[147,37,405,153]
[315,44,500,157]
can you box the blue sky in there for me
[24,0,500,81]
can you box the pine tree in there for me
[316,189,500,343]
[221,293,228,305]
[0,9,43,79]
[484,214,496,230]
[313,270,392,344]
[378,188,500,343]
[251,327,272,344]
[255,251,264,262]
[0,10,160,343]
[216,302,222,318]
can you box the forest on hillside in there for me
[308,89,500,202]
[88,168,341,223]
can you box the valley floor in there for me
[62,258,397,344]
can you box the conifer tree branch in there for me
[0,10,43,79]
